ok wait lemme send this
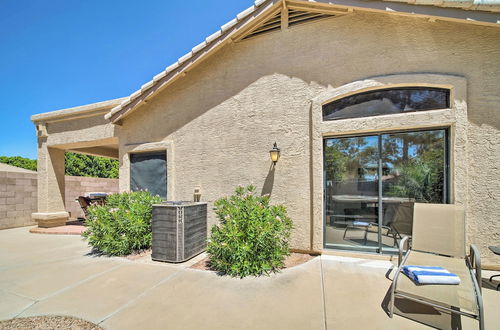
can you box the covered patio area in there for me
[30,99,122,227]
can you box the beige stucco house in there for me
[31,0,500,267]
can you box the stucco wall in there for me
[44,114,118,147]
[40,12,496,263]
[64,176,119,219]
[0,170,37,229]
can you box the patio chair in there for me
[389,203,483,329]
[348,202,413,247]
[386,202,414,247]
[342,208,377,245]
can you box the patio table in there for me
[330,195,412,203]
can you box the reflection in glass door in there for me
[380,130,447,251]
[324,129,447,253]
[324,136,380,252]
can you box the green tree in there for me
[0,156,37,171]
[65,153,118,179]
[0,153,119,178]
[383,131,445,203]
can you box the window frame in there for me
[129,150,168,199]
[322,126,450,253]
[322,86,451,121]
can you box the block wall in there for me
[0,171,37,229]
[0,172,119,228]
[64,176,119,219]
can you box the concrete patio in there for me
[0,227,498,330]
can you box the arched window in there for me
[322,87,450,121]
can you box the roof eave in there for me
[31,97,127,124]
[106,0,500,124]
[106,0,282,123]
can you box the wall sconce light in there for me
[269,142,280,165]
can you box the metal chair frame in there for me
[390,236,484,330]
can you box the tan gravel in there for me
[190,252,317,271]
[0,316,102,330]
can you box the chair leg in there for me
[343,226,349,240]
[476,282,485,330]
[389,229,398,247]
[389,283,395,318]
[391,226,402,247]
[478,299,484,330]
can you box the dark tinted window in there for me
[323,87,450,121]
[130,152,167,199]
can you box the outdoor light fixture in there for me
[269,142,280,165]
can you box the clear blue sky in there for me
[0,0,251,159]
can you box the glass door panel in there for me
[324,136,380,250]
[323,129,448,253]
[380,130,447,252]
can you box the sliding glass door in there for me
[324,129,447,253]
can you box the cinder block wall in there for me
[0,172,119,228]
[64,176,119,219]
[0,171,37,229]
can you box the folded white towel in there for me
[402,265,460,285]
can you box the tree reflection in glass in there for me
[382,130,445,203]
[324,136,379,248]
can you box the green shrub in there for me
[82,191,162,256]
[207,185,293,277]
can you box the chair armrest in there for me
[398,235,409,266]
[469,244,482,293]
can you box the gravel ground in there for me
[190,252,317,271]
[0,316,102,330]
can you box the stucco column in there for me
[32,141,69,227]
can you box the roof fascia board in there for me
[31,97,126,124]
[39,110,110,124]
[307,0,500,25]
[107,0,283,123]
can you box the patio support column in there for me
[32,141,69,228]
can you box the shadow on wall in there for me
[261,164,275,196]
[121,13,500,139]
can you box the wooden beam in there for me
[281,0,289,30]
[232,7,283,42]
[287,4,350,16]
[290,0,500,28]
[286,0,351,15]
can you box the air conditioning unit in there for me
[152,201,207,263]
